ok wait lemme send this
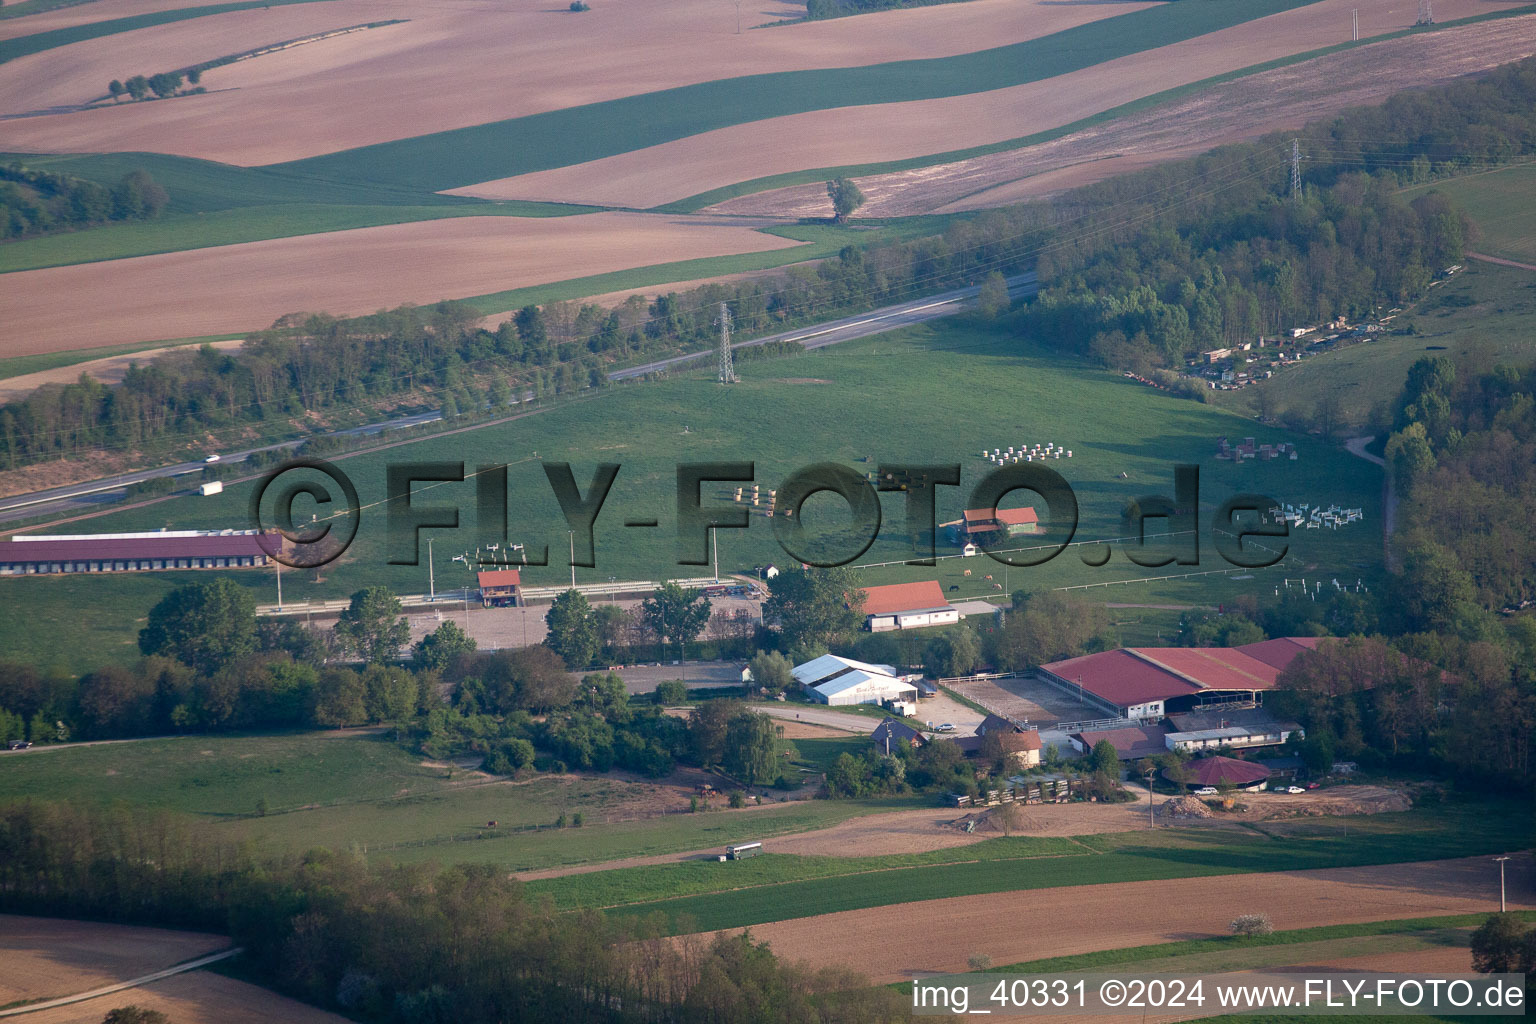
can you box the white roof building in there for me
[791,654,917,707]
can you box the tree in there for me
[1471,914,1530,974]
[187,67,202,85]
[689,698,743,767]
[334,587,409,664]
[413,620,477,672]
[655,679,688,704]
[108,80,125,102]
[124,75,148,100]
[989,592,1105,671]
[763,565,864,654]
[745,650,794,694]
[923,626,980,679]
[138,579,257,674]
[723,710,777,786]
[544,589,599,669]
[147,71,182,98]
[311,668,366,727]
[1089,739,1122,778]
[826,177,865,223]
[640,582,712,667]
[103,1009,169,1024]
[976,271,1011,318]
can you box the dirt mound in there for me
[1161,796,1215,818]
[1251,784,1411,820]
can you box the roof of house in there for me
[872,719,925,748]
[997,729,1043,752]
[1183,755,1271,786]
[1041,649,1204,707]
[2,533,280,562]
[815,669,913,699]
[476,569,522,588]
[860,580,952,617]
[994,507,1039,526]
[1234,636,1322,672]
[978,714,1021,735]
[1073,723,1172,760]
[792,654,897,687]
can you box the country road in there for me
[0,274,1035,527]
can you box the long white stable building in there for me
[792,654,920,707]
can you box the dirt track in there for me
[0,915,227,1005]
[0,0,1146,163]
[463,0,1532,209]
[724,854,1535,983]
[7,967,349,1024]
[0,213,802,356]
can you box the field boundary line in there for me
[0,947,243,1017]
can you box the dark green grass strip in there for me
[272,0,1326,192]
[0,0,344,64]
[0,0,101,20]
[601,803,1534,934]
[656,3,1536,213]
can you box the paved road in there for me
[0,274,1035,525]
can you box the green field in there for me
[0,0,343,64]
[1210,261,1536,424]
[0,729,917,870]
[1404,163,1536,264]
[272,0,1326,193]
[0,319,1384,670]
[597,801,1534,932]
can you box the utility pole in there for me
[568,531,576,589]
[428,537,436,601]
[712,527,720,583]
[1290,139,1302,202]
[1146,768,1157,828]
[717,302,738,384]
[1494,855,1510,912]
[1351,7,1359,40]
[275,560,282,611]
[1416,0,1433,25]
[735,0,741,33]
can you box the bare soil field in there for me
[724,854,1534,983]
[463,0,1533,209]
[708,19,1536,217]
[0,0,1149,163]
[0,213,803,356]
[0,340,243,401]
[0,0,215,42]
[0,914,227,1005]
[13,969,350,1024]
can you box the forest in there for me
[7,58,1536,472]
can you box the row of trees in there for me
[0,802,905,1023]
[0,164,168,241]
[106,68,202,103]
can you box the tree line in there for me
[0,801,906,1023]
[107,68,204,103]
[0,164,168,241]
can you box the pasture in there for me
[0,729,918,871]
[0,318,1384,669]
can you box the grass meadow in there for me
[1404,162,1536,264]
[0,319,1383,670]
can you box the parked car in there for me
[1194,786,1219,796]
[6,740,32,751]
[204,454,221,463]
[935,723,956,733]
[1283,786,1305,794]
[1306,782,1320,789]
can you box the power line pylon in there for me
[1290,139,1303,202]
[1416,0,1433,25]
[716,302,738,384]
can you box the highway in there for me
[0,273,1035,526]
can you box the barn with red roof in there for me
[859,580,958,632]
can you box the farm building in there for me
[975,714,1043,767]
[792,654,919,707]
[871,718,926,753]
[1038,638,1320,722]
[0,530,280,576]
[859,580,959,632]
[941,505,1040,544]
[476,568,522,607]
[1173,755,1272,792]
[1163,709,1303,753]
[1071,723,1173,761]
